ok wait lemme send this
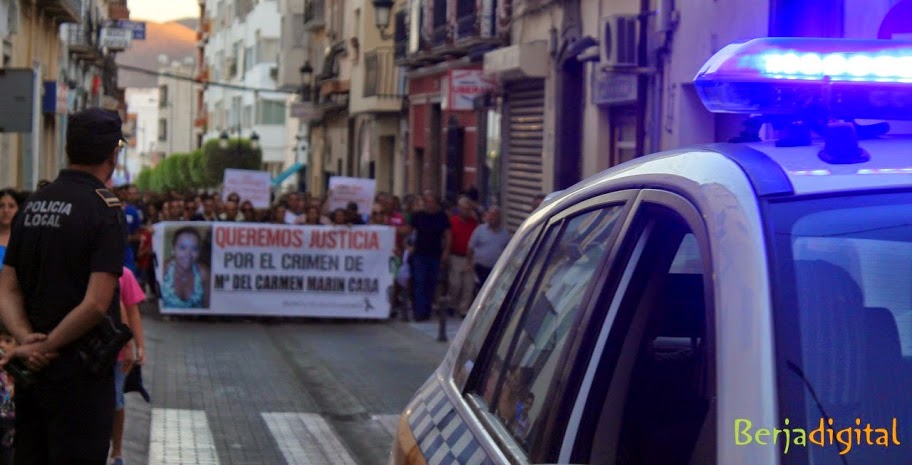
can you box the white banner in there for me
[327,176,376,217]
[223,169,272,209]
[153,222,395,318]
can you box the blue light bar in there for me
[694,38,912,120]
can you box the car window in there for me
[768,193,912,465]
[575,206,714,465]
[473,205,625,455]
[453,224,542,389]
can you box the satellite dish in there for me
[157,54,169,65]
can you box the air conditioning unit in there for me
[600,15,639,67]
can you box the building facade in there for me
[0,0,80,188]
[123,86,158,172]
[201,0,287,175]
[394,0,499,202]
[156,57,198,155]
[471,0,911,230]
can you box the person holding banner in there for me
[160,227,210,309]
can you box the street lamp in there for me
[219,127,258,154]
[372,0,394,40]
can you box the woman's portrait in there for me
[160,225,211,309]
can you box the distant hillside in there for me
[117,20,198,88]
[175,18,199,31]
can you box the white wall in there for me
[203,0,286,165]
[158,61,197,155]
[125,87,159,173]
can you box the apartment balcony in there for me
[432,25,449,48]
[304,0,325,31]
[38,0,81,24]
[65,24,101,59]
[455,0,475,38]
[363,47,402,100]
[454,0,498,48]
[431,0,448,47]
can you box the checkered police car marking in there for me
[407,380,495,465]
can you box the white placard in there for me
[327,176,376,217]
[153,222,395,318]
[222,169,271,209]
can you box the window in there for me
[158,118,167,141]
[257,39,278,64]
[256,100,285,125]
[230,96,241,127]
[453,224,540,388]
[575,202,714,465]
[471,205,626,457]
[245,45,255,71]
[159,85,168,108]
[242,104,253,127]
[769,192,912,465]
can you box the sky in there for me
[129,0,199,23]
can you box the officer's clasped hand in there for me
[0,333,58,372]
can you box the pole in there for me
[635,0,649,157]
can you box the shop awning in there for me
[271,162,304,187]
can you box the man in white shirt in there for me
[466,206,512,293]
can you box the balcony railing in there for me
[65,24,97,56]
[432,25,447,47]
[432,0,447,47]
[455,0,476,38]
[363,47,400,98]
[304,0,325,30]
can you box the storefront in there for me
[483,42,549,230]
[406,63,490,201]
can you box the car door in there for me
[459,189,638,464]
[558,189,719,465]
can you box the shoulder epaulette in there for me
[95,189,122,208]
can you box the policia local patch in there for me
[21,189,121,228]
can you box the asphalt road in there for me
[119,302,462,465]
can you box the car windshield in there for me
[768,191,912,465]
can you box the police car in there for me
[390,38,912,465]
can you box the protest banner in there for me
[223,169,271,209]
[153,222,395,318]
[328,176,376,217]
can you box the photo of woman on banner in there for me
[160,225,212,309]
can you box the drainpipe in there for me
[635,0,648,157]
[554,0,582,190]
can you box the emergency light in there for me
[694,38,912,120]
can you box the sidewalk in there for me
[405,315,464,342]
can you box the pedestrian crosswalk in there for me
[147,409,401,465]
[149,409,220,464]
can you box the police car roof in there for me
[744,135,912,196]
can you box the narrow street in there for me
[120,302,462,465]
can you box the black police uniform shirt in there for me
[2,170,126,336]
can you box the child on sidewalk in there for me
[0,330,16,465]
[109,266,146,465]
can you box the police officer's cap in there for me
[66,108,125,161]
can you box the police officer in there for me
[0,107,127,464]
